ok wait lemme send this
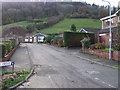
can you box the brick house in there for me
[100,9,120,29]
[99,9,120,46]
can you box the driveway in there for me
[19,43,118,88]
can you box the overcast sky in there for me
[0,0,119,7]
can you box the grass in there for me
[112,65,120,67]
[0,21,34,29]
[105,48,113,50]
[40,18,101,34]
[2,70,30,89]
[0,17,48,29]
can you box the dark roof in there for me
[80,28,101,33]
[99,26,120,33]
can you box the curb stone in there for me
[8,68,34,90]
[75,55,119,70]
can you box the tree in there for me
[70,24,76,32]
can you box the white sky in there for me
[0,0,119,7]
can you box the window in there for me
[119,16,120,22]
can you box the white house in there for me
[23,33,46,43]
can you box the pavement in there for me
[17,43,119,88]
[2,43,32,72]
[59,47,119,69]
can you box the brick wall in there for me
[82,48,120,61]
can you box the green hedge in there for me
[0,44,6,58]
[63,32,95,47]
[0,39,16,58]
[9,39,16,48]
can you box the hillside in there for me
[0,21,33,29]
[40,18,102,34]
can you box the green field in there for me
[40,18,101,34]
[0,21,34,29]
[0,17,48,29]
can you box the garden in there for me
[1,70,30,89]
[0,39,19,61]
[81,32,120,61]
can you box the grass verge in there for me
[112,65,120,67]
[1,70,30,89]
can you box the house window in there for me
[25,36,28,39]
[119,16,120,22]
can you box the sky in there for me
[0,0,119,7]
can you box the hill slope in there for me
[40,18,101,34]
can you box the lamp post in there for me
[102,0,112,60]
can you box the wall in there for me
[82,49,120,61]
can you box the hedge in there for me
[0,44,6,58]
[63,32,95,47]
[9,39,16,48]
[0,39,16,58]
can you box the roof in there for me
[99,26,120,33]
[79,28,101,33]
[34,33,46,37]
[100,9,120,21]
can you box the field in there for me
[40,18,102,34]
[0,21,34,29]
[0,17,48,29]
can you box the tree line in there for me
[2,2,116,25]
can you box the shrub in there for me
[0,44,6,58]
[70,24,76,32]
[58,38,64,47]
[53,36,62,44]
[113,44,120,51]
[90,42,105,49]
[44,35,55,43]
[3,41,13,54]
[9,39,16,48]
[81,37,90,49]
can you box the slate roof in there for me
[99,26,120,33]
[79,28,101,34]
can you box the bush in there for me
[90,42,105,49]
[44,35,55,43]
[53,36,62,44]
[58,38,64,47]
[3,41,13,54]
[0,44,6,58]
[64,32,95,47]
[9,39,16,48]
[81,37,90,49]
[113,44,120,51]
[70,24,76,32]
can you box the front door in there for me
[34,37,36,42]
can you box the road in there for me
[19,43,118,88]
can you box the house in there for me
[23,33,46,43]
[79,28,101,43]
[79,28,100,33]
[98,26,119,46]
[99,9,120,46]
[100,9,120,29]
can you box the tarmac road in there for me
[18,43,118,88]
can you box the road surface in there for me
[19,43,118,88]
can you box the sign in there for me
[0,61,12,67]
